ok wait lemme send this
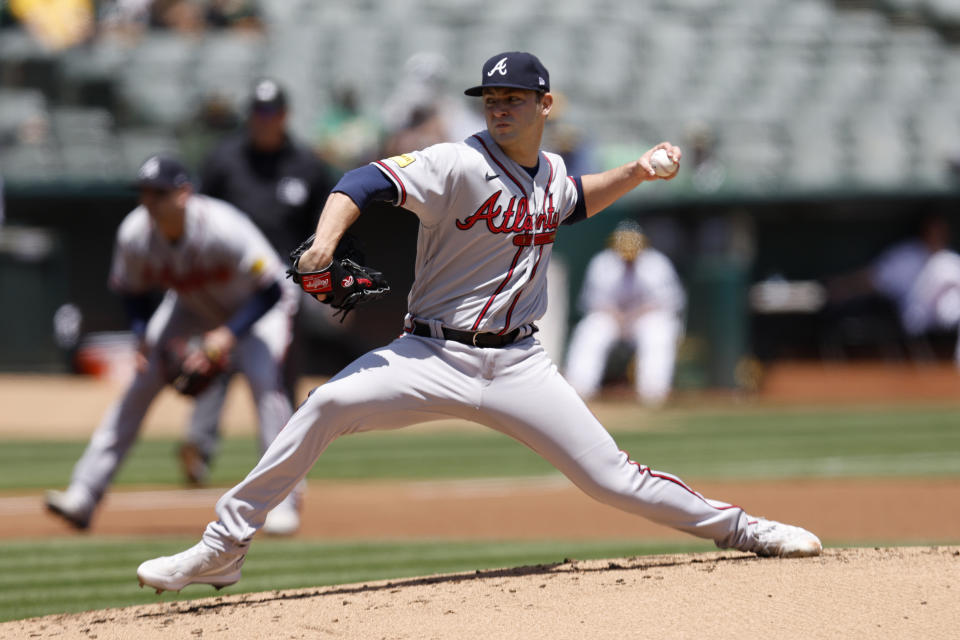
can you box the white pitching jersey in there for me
[109,194,286,325]
[373,130,581,333]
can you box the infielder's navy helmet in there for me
[464,51,549,96]
[135,154,191,190]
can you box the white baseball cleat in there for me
[137,541,246,593]
[263,501,300,536]
[44,488,94,531]
[742,516,823,558]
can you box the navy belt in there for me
[408,321,536,348]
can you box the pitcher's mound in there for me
[4,546,958,639]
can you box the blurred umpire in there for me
[181,78,336,486]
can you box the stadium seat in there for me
[847,110,911,187]
[925,0,960,27]
[0,144,62,182]
[0,0,957,194]
[117,129,181,172]
[0,88,48,141]
[784,117,848,189]
[910,103,960,188]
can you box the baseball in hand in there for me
[650,148,678,178]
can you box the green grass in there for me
[1,403,959,623]
[3,404,958,490]
[0,537,714,623]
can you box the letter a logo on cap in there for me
[488,57,508,77]
[140,157,160,180]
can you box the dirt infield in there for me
[3,547,958,639]
[5,476,960,543]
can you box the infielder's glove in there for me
[162,337,226,397]
[286,232,390,321]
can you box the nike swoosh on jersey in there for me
[485,173,499,181]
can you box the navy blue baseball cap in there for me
[249,78,287,114]
[464,51,550,96]
[135,154,191,190]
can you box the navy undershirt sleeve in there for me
[333,165,398,210]
[225,281,282,337]
[561,176,588,226]
[121,293,156,339]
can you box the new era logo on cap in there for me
[464,51,550,96]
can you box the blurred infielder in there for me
[180,77,334,488]
[565,221,685,406]
[138,52,821,594]
[45,155,302,535]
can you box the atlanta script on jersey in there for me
[372,129,581,334]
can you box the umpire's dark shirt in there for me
[200,132,334,258]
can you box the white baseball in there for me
[650,148,678,178]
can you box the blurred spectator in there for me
[8,0,95,50]
[149,0,205,34]
[542,91,598,176]
[1,4,17,28]
[178,77,336,485]
[177,92,242,170]
[380,51,484,156]
[948,151,960,183]
[313,84,381,172]
[564,221,686,407]
[204,0,263,32]
[98,0,261,38]
[96,0,151,38]
[685,120,726,193]
[826,212,960,366]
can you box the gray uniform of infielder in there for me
[47,159,300,531]
[138,52,820,593]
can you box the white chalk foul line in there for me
[0,488,225,516]
[0,477,571,516]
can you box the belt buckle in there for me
[471,332,481,347]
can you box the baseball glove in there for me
[162,337,226,397]
[286,232,390,321]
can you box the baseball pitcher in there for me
[137,52,821,593]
